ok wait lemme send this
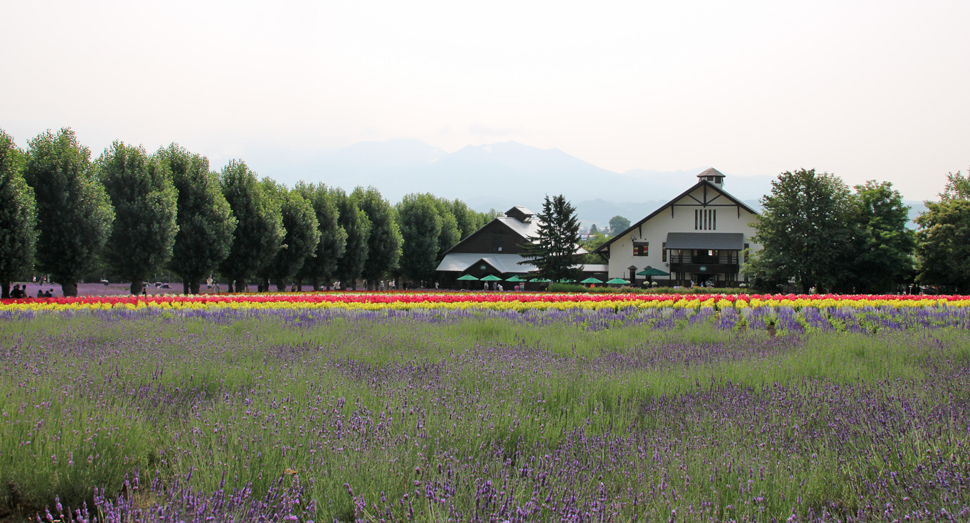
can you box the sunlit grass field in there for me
[1,306,969,522]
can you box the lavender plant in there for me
[0,306,968,522]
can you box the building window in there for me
[633,243,648,256]
[695,209,718,231]
[662,242,667,262]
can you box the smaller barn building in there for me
[436,206,599,288]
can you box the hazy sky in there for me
[3,0,968,200]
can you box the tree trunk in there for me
[62,282,78,297]
[183,280,190,295]
[1,281,9,299]
[130,281,144,295]
[190,281,200,294]
[276,279,287,292]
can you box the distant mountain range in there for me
[246,139,927,228]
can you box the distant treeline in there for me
[0,127,500,297]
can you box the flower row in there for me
[1,292,968,312]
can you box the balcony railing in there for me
[667,250,739,265]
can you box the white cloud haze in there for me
[2,0,968,200]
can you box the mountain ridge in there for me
[240,138,923,227]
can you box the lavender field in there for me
[1,306,970,522]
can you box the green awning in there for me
[558,279,576,283]
[606,278,630,285]
[456,274,479,281]
[480,275,504,282]
[580,277,603,284]
[529,278,551,283]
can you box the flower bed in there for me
[1,291,968,312]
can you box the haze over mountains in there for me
[248,139,925,227]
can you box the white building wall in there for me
[605,185,762,282]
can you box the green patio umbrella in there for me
[480,275,504,282]
[606,278,630,285]
[580,277,603,284]
[456,274,480,281]
[636,266,670,277]
[505,275,527,283]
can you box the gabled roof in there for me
[436,253,537,274]
[592,179,758,255]
[440,212,540,257]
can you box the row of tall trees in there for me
[0,127,494,297]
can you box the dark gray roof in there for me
[665,232,744,250]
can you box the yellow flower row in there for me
[1,294,967,313]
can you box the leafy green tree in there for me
[333,188,370,290]
[0,129,37,299]
[23,128,115,297]
[397,193,442,285]
[748,169,854,293]
[294,183,347,291]
[847,181,915,293]
[352,186,401,289]
[259,182,320,291]
[520,194,583,282]
[432,196,461,257]
[218,161,284,292]
[450,199,485,240]
[158,144,236,294]
[581,229,610,264]
[96,142,179,295]
[916,169,970,291]
[608,215,631,236]
[941,169,970,201]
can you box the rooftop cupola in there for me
[505,206,535,223]
[697,167,725,189]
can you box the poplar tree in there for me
[294,182,347,290]
[0,129,37,298]
[397,193,442,285]
[259,182,320,291]
[218,161,284,292]
[97,142,178,295]
[23,128,114,297]
[333,188,370,290]
[352,186,401,289]
[159,144,236,294]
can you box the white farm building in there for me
[592,168,761,287]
